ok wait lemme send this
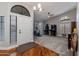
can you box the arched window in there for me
[11,5,30,17]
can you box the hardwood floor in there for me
[0,43,59,56]
[16,45,59,56]
[0,48,16,56]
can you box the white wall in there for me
[0,2,34,48]
[46,8,76,36]
[0,3,10,47]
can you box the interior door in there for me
[17,15,33,45]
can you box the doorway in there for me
[10,14,33,45]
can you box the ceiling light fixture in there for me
[37,3,41,9]
[39,8,42,11]
[33,6,36,10]
[48,12,54,18]
[33,3,42,12]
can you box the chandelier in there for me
[33,3,42,12]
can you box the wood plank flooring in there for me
[0,43,59,56]
[16,45,59,56]
[0,48,16,56]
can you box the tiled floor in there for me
[35,35,71,56]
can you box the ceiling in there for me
[25,2,77,21]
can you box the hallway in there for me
[35,35,71,56]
